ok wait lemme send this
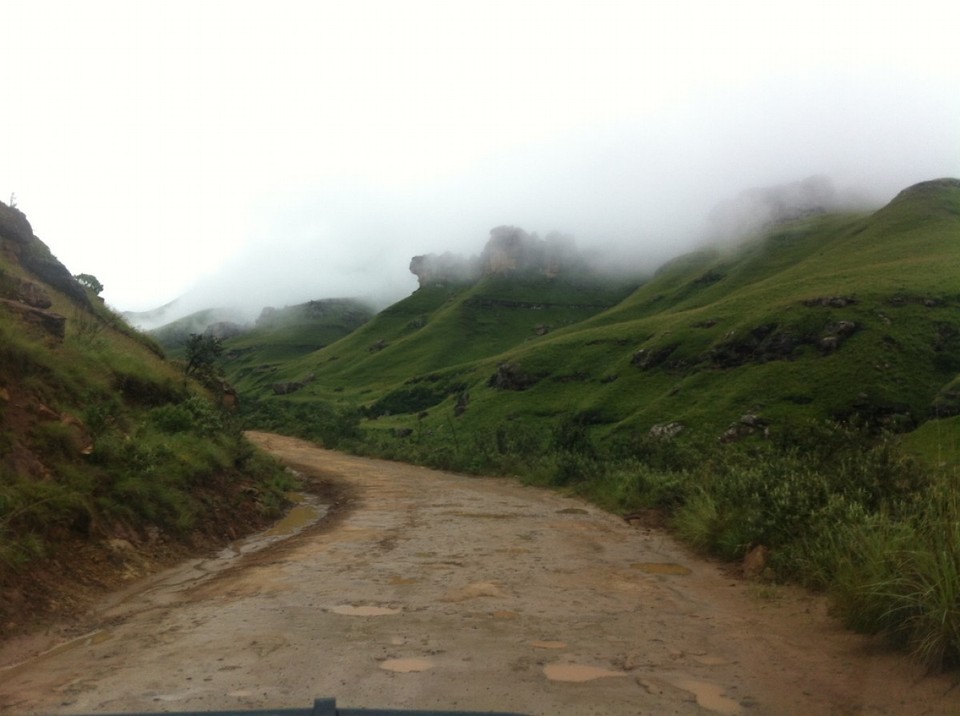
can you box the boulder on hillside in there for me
[487,362,539,391]
[0,298,66,339]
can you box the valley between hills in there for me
[2,178,960,713]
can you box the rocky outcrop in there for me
[720,414,770,443]
[487,362,539,391]
[409,252,479,288]
[272,373,316,396]
[15,279,52,308]
[0,298,66,339]
[0,201,90,309]
[410,227,582,287]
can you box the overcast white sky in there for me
[2,0,958,317]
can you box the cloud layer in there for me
[2,1,957,317]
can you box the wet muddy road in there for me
[1,433,956,715]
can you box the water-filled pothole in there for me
[216,491,329,559]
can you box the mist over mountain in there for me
[705,175,875,244]
[132,174,883,333]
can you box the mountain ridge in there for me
[221,178,960,458]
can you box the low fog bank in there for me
[122,69,958,331]
[703,175,879,245]
[124,171,914,332]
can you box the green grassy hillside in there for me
[219,299,374,392]
[236,179,960,455]
[0,202,292,634]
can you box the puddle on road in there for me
[543,663,628,682]
[263,498,322,537]
[669,677,742,715]
[330,605,402,616]
[380,658,433,673]
[217,491,329,560]
[631,562,692,576]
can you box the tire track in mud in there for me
[0,432,956,715]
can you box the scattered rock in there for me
[802,295,858,308]
[720,414,770,443]
[649,422,684,440]
[632,343,679,370]
[272,382,304,396]
[819,336,839,353]
[454,391,469,417]
[743,544,770,579]
[272,373,316,395]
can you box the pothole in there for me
[330,605,402,616]
[380,658,433,673]
[543,663,628,682]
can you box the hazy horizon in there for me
[2,1,957,320]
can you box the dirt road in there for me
[1,433,956,715]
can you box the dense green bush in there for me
[241,398,363,449]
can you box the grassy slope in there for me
[228,272,642,407]
[0,209,292,628]
[220,299,375,392]
[231,179,960,463]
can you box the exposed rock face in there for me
[720,414,770,443]
[272,373,316,396]
[649,422,684,440]
[487,362,539,391]
[410,227,581,287]
[0,201,90,309]
[409,252,478,288]
[11,278,52,308]
[0,298,66,339]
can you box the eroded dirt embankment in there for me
[0,432,956,715]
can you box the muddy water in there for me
[221,489,328,558]
[0,432,957,716]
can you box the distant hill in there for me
[232,178,960,465]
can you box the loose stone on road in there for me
[0,432,955,715]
